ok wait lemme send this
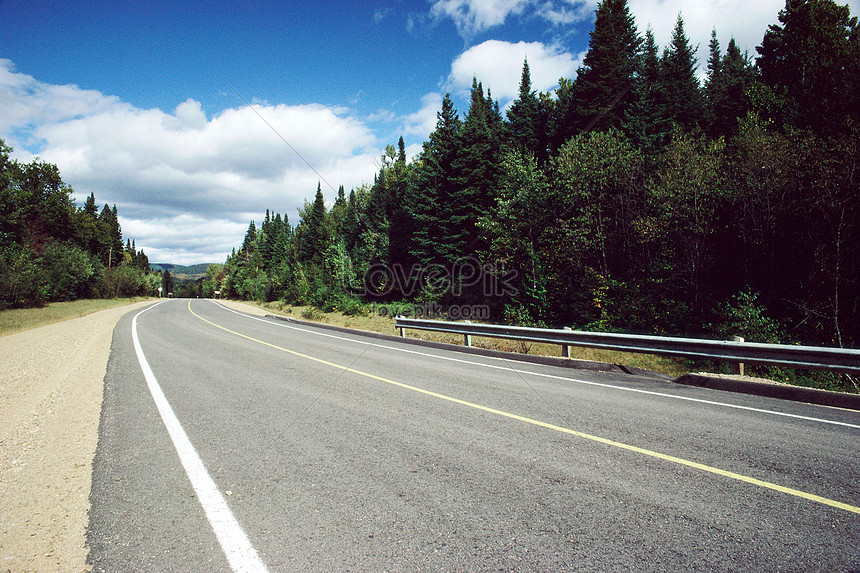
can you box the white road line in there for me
[132,302,269,573]
[211,300,860,430]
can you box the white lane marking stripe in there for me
[211,301,860,430]
[132,302,269,573]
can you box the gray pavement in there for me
[88,299,860,572]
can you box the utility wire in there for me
[228,84,338,194]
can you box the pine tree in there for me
[342,189,360,250]
[705,29,722,94]
[397,136,407,165]
[708,38,757,136]
[624,27,671,164]
[550,78,578,153]
[98,203,123,267]
[661,13,704,131]
[507,58,543,159]
[756,0,858,136]
[452,79,505,263]
[241,220,257,256]
[300,183,329,264]
[84,192,98,217]
[161,269,174,296]
[567,0,642,135]
[704,29,722,131]
[409,93,462,265]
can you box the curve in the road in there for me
[188,300,860,516]
[133,301,270,573]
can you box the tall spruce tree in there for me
[454,80,505,259]
[567,0,642,136]
[624,27,670,164]
[408,93,463,266]
[397,136,407,165]
[704,29,722,131]
[302,183,328,264]
[708,37,757,136]
[661,14,704,131]
[756,0,859,136]
[507,59,545,161]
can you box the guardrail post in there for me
[393,316,860,375]
[562,327,572,358]
[730,336,745,376]
[397,315,405,337]
[464,321,472,347]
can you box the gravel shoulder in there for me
[0,300,154,573]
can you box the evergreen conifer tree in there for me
[507,59,543,160]
[409,93,462,265]
[756,0,858,136]
[661,14,704,131]
[568,0,642,135]
[708,38,757,136]
[624,27,670,164]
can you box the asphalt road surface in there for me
[88,299,860,572]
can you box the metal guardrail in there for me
[394,317,860,375]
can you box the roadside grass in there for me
[245,300,693,378]
[0,297,153,337]
[220,299,858,392]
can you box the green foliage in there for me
[756,0,859,136]
[710,288,784,343]
[0,245,47,309]
[0,140,150,307]
[567,0,642,135]
[103,264,146,298]
[39,242,96,301]
[661,14,704,131]
[218,0,860,390]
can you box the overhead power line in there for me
[227,84,338,194]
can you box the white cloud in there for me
[122,215,248,265]
[629,0,859,77]
[629,0,783,68]
[400,92,444,139]
[538,0,599,26]
[429,0,860,81]
[430,0,596,36]
[431,0,531,35]
[0,60,381,264]
[447,40,582,103]
[0,59,123,151]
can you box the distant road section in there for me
[88,299,860,572]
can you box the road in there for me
[88,299,860,572]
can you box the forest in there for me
[0,140,161,307]
[219,0,859,364]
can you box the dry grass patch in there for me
[240,300,692,378]
[0,297,153,337]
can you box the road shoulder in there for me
[0,300,154,573]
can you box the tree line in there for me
[220,0,859,370]
[0,140,163,308]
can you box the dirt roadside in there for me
[0,300,154,573]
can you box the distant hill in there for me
[150,263,216,279]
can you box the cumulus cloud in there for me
[628,0,784,71]
[430,0,596,36]
[447,40,582,103]
[400,92,444,139]
[428,0,859,80]
[122,215,249,264]
[0,59,123,151]
[0,60,380,265]
[630,0,857,77]
[430,0,531,36]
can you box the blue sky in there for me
[3,0,854,265]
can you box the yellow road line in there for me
[188,300,860,515]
